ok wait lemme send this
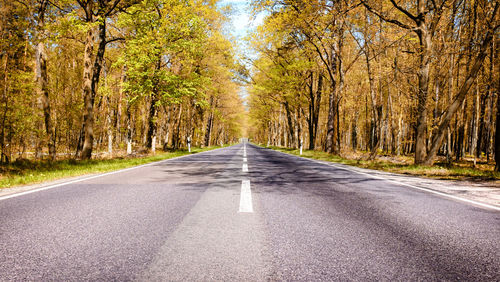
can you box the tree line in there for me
[247,0,499,169]
[0,0,245,162]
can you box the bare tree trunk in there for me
[477,87,487,158]
[35,0,55,160]
[326,89,338,154]
[283,101,295,148]
[313,73,322,149]
[126,101,132,155]
[495,88,500,171]
[116,68,125,144]
[173,104,183,149]
[414,26,432,164]
[471,80,480,166]
[79,24,95,159]
[106,96,113,156]
[145,57,161,150]
[495,35,500,170]
[1,55,9,163]
[337,30,344,152]
[457,101,467,161]
[446,52,454,162]
[306,72,323,150]
[162,105,172,150]
[145,93,158,149]
[363,20,379,153]
[81,12,107,159]
[486,39,495,161]
[387,80,394,154]
[204,96,215,147]
[325,40,339,155]
[296,107,302,149]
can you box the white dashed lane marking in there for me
[239,180,253,213]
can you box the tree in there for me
[76,0,137,159]
[425,2,499,165]
[362,0,450,164]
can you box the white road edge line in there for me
[269,148,500,212]
[243,157,247,162]
[0,146,230,202]
[239,180,253,213]
[242,163,248,172]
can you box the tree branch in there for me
[105,0,123,17]
[361,0,414,30]
[389,0,418,22]
[105,37,125,45]
[429,0,448,36]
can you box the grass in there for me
[0,145,227,189]
[266,145,500,181]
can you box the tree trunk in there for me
[162,105,172,150]
[325,41,339,155]
[145,93,158,149]
[307,72,322,150]
[126,101,132,155]
[79,25,95,159]
[283,101,295,148]
[35,1,55,160]
[486,38,495,161]
[414,27,432,164]
[364,22,379,152]
[326,88,338,154]
[447,52,454,162]
[1,55,9,163]
[471,80,480,165]
[173,104,183,149]
[145,57,162,149]
[81,15,107,159]
[495,89,500,171]
[204,96,215,147]
[106,95,113,156]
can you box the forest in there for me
[1,0,499,174]
[0,0,246,163]
[247,0,500,170]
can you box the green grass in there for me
[0,145,227,189]
[267,146,500,181]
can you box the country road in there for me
[0,143,499,281]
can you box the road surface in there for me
[1,143,499,281]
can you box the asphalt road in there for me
[0,143,499,281]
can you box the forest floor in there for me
[0,145,227,189]
[269,146,500,182]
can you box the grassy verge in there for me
[267,146,500,181]
[0,145,228,189]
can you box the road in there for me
[0,143,499,281]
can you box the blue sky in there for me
[217,0,265,101]
[217,0,265,57]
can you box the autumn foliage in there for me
[0,0,245,162]
[247,0,499,168]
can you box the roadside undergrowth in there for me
[267,146,500,181]
[0,145,228,189]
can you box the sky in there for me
[217,0,266,101]
[217,0,265,58]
